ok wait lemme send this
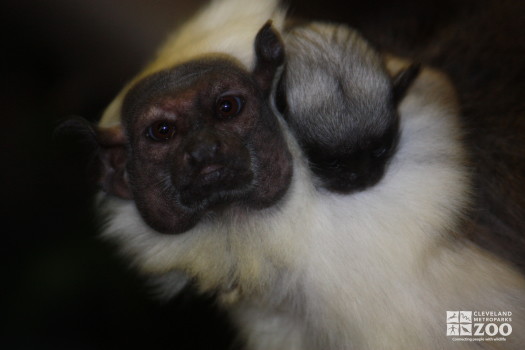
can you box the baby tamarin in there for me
[277,22,419,192]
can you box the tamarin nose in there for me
[184,133,221,166]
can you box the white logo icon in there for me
[447,311,459,323]
[447,323,459,336]
[459,311,472,323]
[447,311,472,336]
[459,323,472,335]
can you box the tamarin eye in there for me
[216,95,244,119]
[146,120,176,141]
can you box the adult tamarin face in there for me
[95,23,293,234]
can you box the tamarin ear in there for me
[253,21,285,92]
[95,124,132,200]
[392,63,421,104]
[56,117,132,199]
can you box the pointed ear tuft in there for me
[392,63,421,104]
[254,21,285,65]
[253,21,285,92]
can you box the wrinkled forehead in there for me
[122,57,255,125]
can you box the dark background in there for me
[2,0,524,349]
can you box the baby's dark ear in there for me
[392,63,421,104]
[55,117,132,199]
[253,21,285,92]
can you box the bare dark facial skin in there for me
[115,25,292,234]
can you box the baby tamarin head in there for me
[277,22,419,193]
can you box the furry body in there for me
[92,0,525,349]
